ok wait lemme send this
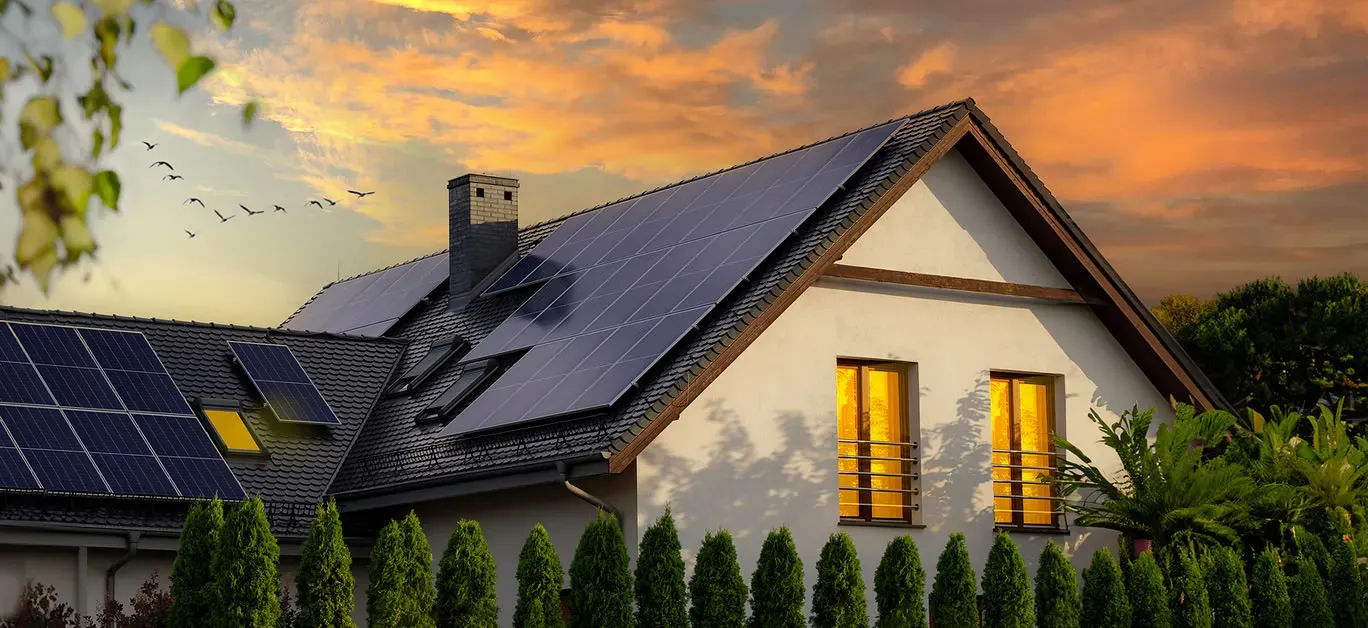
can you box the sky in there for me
[1,0,1366,327]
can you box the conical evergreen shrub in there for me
[981,533,1031,628]
[873,536,925,628]
[1034,541,1079,628]
[1081,549,1130,628]
[1327,534,1363,628]
[636,509,688,628]
[1168,548,1210,628]
[811,532,867,628]
[401,512,438,628]
[1126,552,1168,628]
[569,511,634,628]
[1288,555,1334,628]
[368,516,435,628]
[1206,547,1250,628]
[170,498,224,628]
[295,499,355,628]
[515,524,565,628]
[688,530,748,628]
[928,533,977,628]
[212,496,282,628]
[748,527,805,628]
[1249,550,1291,628]
[1296,528,1333,580]
[435,520,499,628]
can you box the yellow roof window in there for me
[205,409,262,454]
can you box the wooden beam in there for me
[823,263,1091,304]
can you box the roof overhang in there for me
[332,451,610,513]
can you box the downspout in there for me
[104,532,141,607]
[556,461,624,535]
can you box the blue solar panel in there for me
[134,414,223,459]
[228,342,340,425]
[0,448,40,490]
[2,405,85,450]
[0,405,110,494]
[36,365,124,410]
[159,455,246,499]
[104,370,195,415]
[442,120,904,438]
[9,323,98,368]
[79,328,166,372]
[90,452,178,496]
[0,324,30,362]
[65,410,156,455]
[0,361,55,405]
[282,252,449,337]
[23,449,108,493]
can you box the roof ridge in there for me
[0,304,405,344]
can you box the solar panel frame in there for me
[228,341,341,425]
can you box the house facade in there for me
[0,100,1225,626]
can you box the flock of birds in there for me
[140,140,376,239]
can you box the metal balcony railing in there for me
[991,447,1067,531]
[838,438,920,523]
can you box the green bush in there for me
[1249,550,1291,628]
[1327,535,1363,628]
[94,572,175,628]
[435,520,499,628]
[1168,548,1210,628]
[1081,549,1130,628]
[1126,552,1168,628]
[569,512,634,628]
[747,527,805,628]
[1295,528,1332,580]
[688,530,748,628]
[981,533,1032,628]
[810,532,867,628]
[1206,547,1250,628]
[515,524,565,628]
[1034,541,1080,628]
[170,498,224,628]
[212,496,282,628]
[368,516,435,628]
[1288,556,1334,628]
[873,536,926,628]
[928,533,977,628]
[295,499,355,628]
[636,510,688,628]
[400,512,438,628]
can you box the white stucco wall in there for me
[635,147,1174,618]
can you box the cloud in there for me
[154,120,258,156]
[897,42,955,88]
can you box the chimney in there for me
[448,174,519,308]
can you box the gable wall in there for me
[634,147,1173,616]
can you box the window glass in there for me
[836,364,861,519]
[991,374,1059,528]
[205,409,260,453]
[836,360,917,524]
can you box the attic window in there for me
[419,359,501,424]
[391,336,467,396]
[476,187,485,198]
[503,191,512,201]
[203,408,263,454]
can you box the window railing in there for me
[838,438,920,524]
[991,447,1067,531]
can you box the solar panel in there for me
[281,252,450,336]
[228,342,341,425]
[439,120,904,437]
[0,405,110,493]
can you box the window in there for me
[419,359,501,424]
[991,373,1064,529]
[837,360,920,525]
[204,409,262,454]
[503,190,513,201]
[391,336,466,396]
[475,187,485,198]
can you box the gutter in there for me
[105,532,140,605]
[335,451,611,512]
[556,461,624,535]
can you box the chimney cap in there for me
[448,173,520,189]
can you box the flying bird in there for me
[321,197,338,206]
[184,198,204,207]
[214,210,234,223]
[150,161,174,170]
[142,141,158,151]
[306,200,323,208]
[347,190,374,198]
[239,204,263,216]
[273,205,287,213]
[185,230,197,239]
[163,174,184,181]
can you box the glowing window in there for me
[205,409,261,453]
[991,373,1062,529]
[837,360,920,524]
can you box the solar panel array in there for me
[229,342,341,425]
[282,252,449,336]
[439,120,905,438]
[0,322,247,499]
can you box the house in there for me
[0,99,1226,625]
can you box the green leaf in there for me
[15,179,60,293]
[211,0,235,30]
[176,56,215,93]
[78,82,110,118]
[26,53,54,82]
[150,22,191,70]
[50,166,94,216]
[108,103,123,149]
[19,96,61,149]
[93,170,120,211]
[95,17,120,68]
[31,136,62,173]
[91,128,105,159]
[59,215,96,260]
[51,2,87,39]
[242,100,259,126]
[93,0,134,14]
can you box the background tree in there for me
[1287,556,1333,628]
[980,533,1031,628]
[435,520,499,628]
[1125,552,1168,628]
[810,532,866,628]
[0,0,259,293]
[873,535,926,628]
[688,530,747,628]
[636,509,688,628]
[1206,547,1250,628]
[170,498,224,628]
[295,499,355,628]
[569,512,633,628]
[212,496,282,628]
[1081,549,1130,628]
[1152,294,1211,337]
[514,524,564,628]
[1034,542,1080,628]
[1249,550,1291,628]
[399,512,437,628]
[927,533,977,628]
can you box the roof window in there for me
[391,336,467,396]
[418,359,500,424]
[204,408,263,454]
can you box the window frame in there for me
[418,359,502,425]
[836,359,921,527]
[197,398,267,456]
[989,371,1067,533]
[389,335,466,397]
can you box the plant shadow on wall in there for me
[923,379,993,533]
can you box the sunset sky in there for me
[2,0,1366,327]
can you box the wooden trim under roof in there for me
[823,264,1095,305]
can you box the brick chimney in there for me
[448,174,519,308]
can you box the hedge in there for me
[515,524,566,628]
[748,527,805,628]
[928,533,977,628]
[1249,550,1292,628]
[689,530,748,628]
[636,509,688,628]
[873,535,926,628]
[435,520,499,628]
[981,533,1031,628]
[811,532,867,628]
[170,498,224,628]
[213,496,282,628]
[1126,552,1168,628]
[1288,555,1335,628]
[1206,547,1250,628]
[1035,541,1080,628]
[1081,549,1130,628]
[569,511,634,628]
[295,499,355,628]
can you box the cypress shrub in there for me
[1327,535,1363,628]
[1249,550,1291,628]
[368,521,412,628]
[569,511,634,628]
[636,510,688,628]
[435,520,499,628]
[212,496,282,628]
[515,524,565,628]
[170,498,224,628]
[810,532,867,628]
[1169,548,1210,628]
[1206,547,1250,628]
[928,533,977,628]
[981,533,1032,628]
[1034,541,1080,628]
[1296,528,1333,580]
[295,499,355,628]
[873,536,926,628]
[1081,549,1130,628]
[1126,552,1168,628]
[688,530,748,628]
[1288,556,1334,628]
[400,512,438,628]
[747,527,805,628]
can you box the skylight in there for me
[392,336,467,396]
[419,359,500,424]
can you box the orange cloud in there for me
[897,43,955,88]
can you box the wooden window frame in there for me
[990,371,1066,532]
[837,359,921,526]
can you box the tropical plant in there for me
[1034,542,1079,628]
[1081,549,1130,628]
[295,499,355,628]
[636,510,688,628]
[1249,550,1291,628]
[569,512,633,628]
[688,530,747,628]
[514,524,565,628]
[435,520,498,628]
[170,499,224,628]
[873,536,926,628]
[748,527,805,628]
[212,496,282,628]
[927,533,977,628]
[980,533,1031,628]
[810,533,866,628]
[1126,552,1168,628]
